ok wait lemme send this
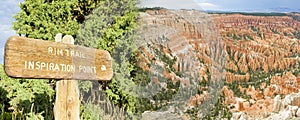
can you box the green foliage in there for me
[185,92,232,119]
[202,93,232,119]
[225,81,251,99]
[135,79,180,112]
[257,28,263,39]
[11,0,105,119]
[12,0,142,119]
[131,44,182,113]
[289,14,300,22]
[75,0,139,115]
[0,104,12,120]
[0,65,54,119]
[271,29,279,34]
[78,80,93,93]
[250,26,258,32]
[74,0,102,23]
[151,44,177,72]
[293,31,300,39]
[244,34,254,40]
[229,33,254,41]
[232,34,241,40]
[104,33,138,115]
[138,7,166,12]
[12,0,105,40]
[293,60,300,76]
[75,0,137,51]
[80,88,128,120]
[13,0,80,40]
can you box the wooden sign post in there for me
[4,35,113,120]
[54,35,79,120]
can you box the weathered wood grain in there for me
[54,34,80,120]
[4,36,113,80]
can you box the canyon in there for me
[138,9,300,119]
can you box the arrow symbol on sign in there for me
[101,65,106,71]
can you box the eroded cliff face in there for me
[137,9,300,119]
[213,13,300,118]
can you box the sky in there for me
[1,0,300,63]
[0,0,22,63]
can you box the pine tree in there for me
[12,0,103,40]
[13,0,77,40]
[75,0,139,115]
[13,0,140,118]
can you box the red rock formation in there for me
[138,9,300,119]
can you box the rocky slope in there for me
[137,9,300,119]
[213,13,300,119]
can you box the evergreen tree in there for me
[10,0,106,119]
[75,0,139,115]
[76,0,137,51]
[12,0,140,118]
[13,0,77,40]
[12,0,103,40]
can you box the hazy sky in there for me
[0,0,22,63]
[0,0,300,63]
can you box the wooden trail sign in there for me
[4,36,113,80]
[4,35,114,120]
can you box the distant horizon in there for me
[140,0,300,13]
[139,6,300,13]
[138,7,300,13]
